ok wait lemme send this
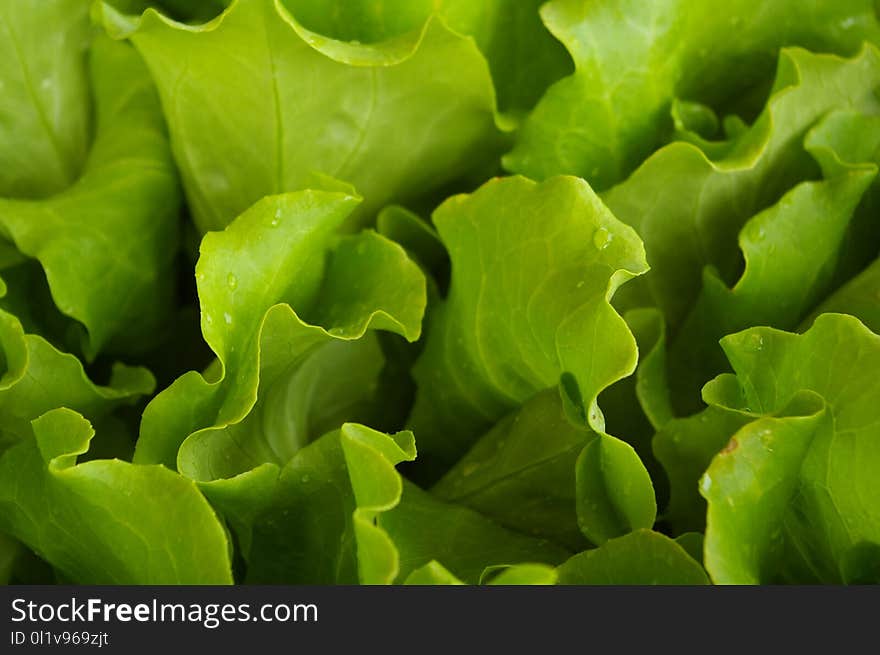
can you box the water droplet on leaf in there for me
[748,333,764,352]
[700,475,713,493]
[593,227,612,250]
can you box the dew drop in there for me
[747,333,765,352]
[271,207,282,227]
[226,273,238,289]
[301,474,310,483]
[204,313,213,325]
[592,227,612,250]
[224,312,233,325]
[700,475,712,494]
[576,280,585,289]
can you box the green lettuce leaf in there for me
[653,404,752,534]
[0,408,232,584]
[376,205,448,288]
[575,424,656,545]
[627,96,879,529]
[243,423,416,584]
[595,48,880,539]
[108,0,229,22]
[280,0,572,114]
[506,0,879,188]
[674,532,704,564]
[604,45,880,332]
[0,0,91,198]
[229,422,567,584]
[440,0,572,114]
[0,36,181,358]
[433,386,655,550]
[481,564,558,585]
[665,106,879,412]
[556,529,708,584]
[404,560,558,585]
[623,309,673,432]
[432,388,591,550]
[407,175,648,476]
[404,560,465,585]
[379,480,570,583]
[806,256,880,333]
[132,189,427,583]
[135,190,425,475]
[596,308,672,507]
[698,314,880,583]
[97,0,502,232]
[0,284,153,457]
[589,46,880,441]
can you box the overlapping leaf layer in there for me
[0,0,877,585]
